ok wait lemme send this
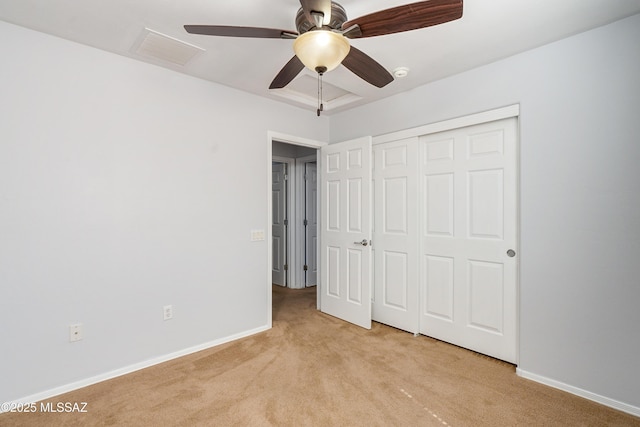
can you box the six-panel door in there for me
[320,137,372,329]
[372,138,420,333]
[419,118,517,363]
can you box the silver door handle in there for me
[507,249,516,257]
[354,239,369,246]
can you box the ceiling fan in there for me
[185,0,463,111]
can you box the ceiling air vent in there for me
[132,28,205,66]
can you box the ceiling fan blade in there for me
[341,46,394,88]
[184,25,297,39]
[299,0,332,26]
[269,56,305,89]
[342,0,463,38]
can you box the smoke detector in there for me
[393,67,410,78]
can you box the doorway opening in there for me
[271,142,318,290]
[267,132,325,327]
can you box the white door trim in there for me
[267,132,326,326]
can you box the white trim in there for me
[373,104,520,145]
[268,131,327,149]
[267,136,273,327]
[516,368,640,417]
[1,325,269,412]
[514,116,522,367]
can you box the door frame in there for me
[267,132,326,326]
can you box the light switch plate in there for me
[251,229,265,241]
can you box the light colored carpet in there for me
[2,285,639,426]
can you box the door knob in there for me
[354,239,369,246]
[507,249,516,257]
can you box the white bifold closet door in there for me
[419,117,518,363]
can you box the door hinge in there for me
[303,219,308,226]
[284,219,288,226]
[303,265,308,271]
[284,264,288,271]
[284,174,289,181]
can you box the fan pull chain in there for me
[317,72,323,116]
[315,66,327,117]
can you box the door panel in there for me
[424,254,454,320]
[468,169,503,239]
[468,260,504,333]
[327,246,340,296]
[272,163,287,286]
[419,117,517,363]
[382,251,408,309]
[320,137,372,329]
[372,137,419,333]
[347,249,363,303]
[305,162,318,286]
[425,173,454,236]
[327,181,340,230]
[348,178,363,232]
[384,177,408,233]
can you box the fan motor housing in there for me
[295,2,348,33]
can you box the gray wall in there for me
[0,21,327,402]
[272,141,317,159]
[330,14,640,410]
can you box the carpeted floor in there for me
[2,285,639,426]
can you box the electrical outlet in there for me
[163,305,173,321]
[69,323,83,342]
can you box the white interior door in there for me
[305,161,318,286]
[419,117,518,363]
[372,138,419,333]
[272,162,287,286]
[320,137,372,329]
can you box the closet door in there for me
[372,138,419,333]
[419,118,518,363]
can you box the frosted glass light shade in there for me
[293,30,350,73]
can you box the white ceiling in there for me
[2,0,640,114]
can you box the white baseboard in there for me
[2,325,270,412]
[516,368,640,417]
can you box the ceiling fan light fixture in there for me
[293,30,350,73]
